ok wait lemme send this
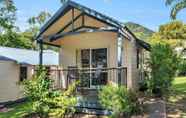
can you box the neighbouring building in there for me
[0,46,59,103]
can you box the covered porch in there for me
[36,1,130,90]
[35,0,150,113]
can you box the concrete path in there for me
[144,98,166,118]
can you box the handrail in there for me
[35,67,127,72]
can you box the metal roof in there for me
[0,46,59,66]
[36,0,123,39]
[36,0,150,51]
[0,55,16,62]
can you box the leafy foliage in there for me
[165,0,186,19]
[27,11,51,35]
[49,82,78,118]
[178,59,186,76]
[124,22,154,41]
[0,0,16,32]
[152,21,186,39]
[150,21,186,47]
[98,85,140,118]
[28,11,51,26]
[23,69,77,118]
[147,42,180,95]
[27,11,51,49]
[26,11,59,51]
[60,0,69,4]
[0,30,33,49]
[0,0,34,49]
[23,70,54,117]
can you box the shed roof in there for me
[0,46,59,66]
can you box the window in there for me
[80,48,107,88]
[137,49,140,68]
[137,48,143,69]
[20,66,27,81]
[81,49,90,68]
[92,49,107,68]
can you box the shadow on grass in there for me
[166,77,186,118]
[0,102,32,118]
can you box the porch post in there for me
[39,39,43,67]
[117,33,123,86]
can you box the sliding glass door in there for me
[80,48,108,89]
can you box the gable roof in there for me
[0,46,59,66]
[124,26,151,51]
[37,0,122,39]
[36,0,150,51]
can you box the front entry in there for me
[79,48,108,89]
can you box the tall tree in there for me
[25,11,52,49]
[166,0,186,19]
[27,11,51,34]
[0,0,16,32]
[28,11,51,26]
[0,0,33,49]
[150,21,186,47]
[0,30,33,49]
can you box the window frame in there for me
[79,48,108,89]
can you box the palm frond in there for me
[170,1,186,19]
[166,0,176,5]
[60,0,68,4]
[166,0,185,5]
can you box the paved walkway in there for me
[144,98,166,118]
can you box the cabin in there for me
[0,46,59,103]
[36,0,150,113]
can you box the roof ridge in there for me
[36,0,123,39]
[68,0,123,27]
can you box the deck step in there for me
[76,107,111,115]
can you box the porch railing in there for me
[47,67,127,90]
[37,67,127,114]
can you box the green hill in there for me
[124,22,154,41]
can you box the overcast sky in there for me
[14,0,186,31]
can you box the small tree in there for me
[23,69,77,118]
[98,85,140,118]
[23,70,52,117]
[148,42,179,96]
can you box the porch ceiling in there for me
[42,8,81,37]
[37,1,122,41]
[43,30,118,46]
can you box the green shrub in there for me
[49,82,78,118]
[98,85,140,118]
[23,69,78,118]
[148,42,179,96]
[23,70,52,117]
[178,59,186,76]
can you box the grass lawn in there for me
[0,102,32,118]
[166,76,186,118]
